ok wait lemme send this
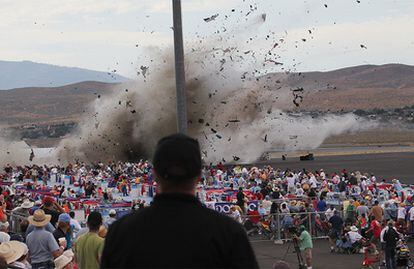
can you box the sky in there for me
[0,0,413,78]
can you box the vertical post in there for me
[172,0,188,134]
[308,212,312,237]
[274,212,283,245]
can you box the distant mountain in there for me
[0,60,130,90]
[0,64,414,125]
[286,63,414,90]
[0,81,120,125]
[283,63,414,111]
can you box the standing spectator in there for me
[408,203,414,235]
[104,210,117,228]
[69,211,81,237]
[382,221,400,269]
[12,199,33,217]
[101,134,258,268]
[0,197,7,223]
[346,200,356,223]
[26,210,64,269]
[325,205,336,221]
[370,200,383,221]
[328,210,343,252]
[397,203,407,227]
[383,202,393,221]
[42,197,65,227]
[230,206,242,224]
[53,213,72,250]
[356,201,369,218]
[74,212,104,269]
[316,197,327,213]
[367,216,382,248]
[297,225,313,269]
[236,187,246,213]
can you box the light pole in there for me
[172,0,188,134]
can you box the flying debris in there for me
[204,14,219,22]
[292,88,304,107]
[233,156,240,161]
[29,149,35,162]
[140,66,149,78]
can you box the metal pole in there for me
[172,0,188,134]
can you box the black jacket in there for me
[101,193,259,269]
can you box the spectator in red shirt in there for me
[367,215,382,248]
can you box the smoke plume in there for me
[56,14,375,164]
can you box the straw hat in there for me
[20,199,34,209]
[0,241,28,264]
[63,249,74,259]
[28,209,51,227]
[54,254,72,269]
[350,226,359,232]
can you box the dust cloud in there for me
[56,14,375,164]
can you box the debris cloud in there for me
[56,14,374,164]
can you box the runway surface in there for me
[252,239,414,269]
[258,152,414,183]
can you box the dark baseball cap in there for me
[152,133,202,181]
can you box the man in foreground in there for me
[101,133,258,268]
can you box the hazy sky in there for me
[1,0,413,78]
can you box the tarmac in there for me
[252,238,414,269]
[262,152,414,183]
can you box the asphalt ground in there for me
[260,152,414,183]
[252,238,414,269]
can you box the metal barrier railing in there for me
[238,210,347,242]
[4,208,345,243]
[5,211,28,233]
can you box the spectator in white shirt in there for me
[69,211,81,237]
[397,203,407,225]
[408,204,414,235]
[286,174,295,194]
[348,226,363,244]
[230,206,242,223]
[325,205,336,221]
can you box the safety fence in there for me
[4,211,29,236]
[239,210,346,242]
[4,208,345,243]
